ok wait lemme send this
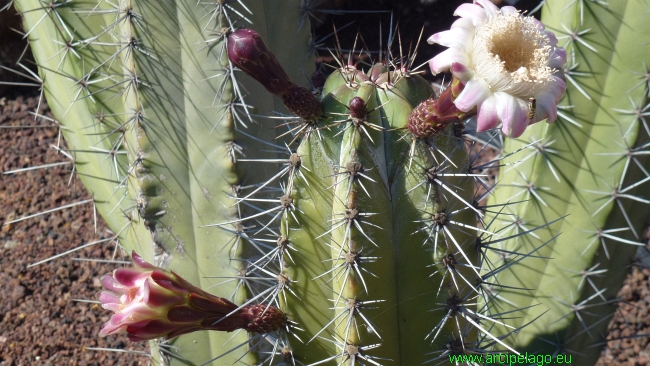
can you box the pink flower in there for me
[428,0,566,137]
[98,252,286,341]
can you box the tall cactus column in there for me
[486,0,650,363]
[227,29,491,359]
[14,0,314,364]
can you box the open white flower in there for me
[428,0,567,137]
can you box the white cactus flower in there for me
[428,0,567,137]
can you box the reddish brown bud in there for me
[227,28,293,96]
[349,97,367,120]
[281,84,323,122]
[407,78,466,138]
[227,28,322,122]
[408,98,459,138]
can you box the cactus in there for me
[10,0,312,364]
[485,0,650,363]
[16,0,650,364]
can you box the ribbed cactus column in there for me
[486,0,650,363]
[15,0,313,364]
[237,51,485,362]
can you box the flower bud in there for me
[98,252,286,341]
[227,28,322,122]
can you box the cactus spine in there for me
[486,0,650,363]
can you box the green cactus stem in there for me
[486,0,650,363]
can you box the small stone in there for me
[3,240,19,249]
[11,285,26,302]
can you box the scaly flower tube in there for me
[97,252,286,341]
[427,0,567,137]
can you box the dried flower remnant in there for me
[428,0,567,137]
[97,252,286,341]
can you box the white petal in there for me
[474,0,498,18]
[451,18,475,31]
[428,28,473,50]
[429,49,470,74]
[547,75,567,102]
[545,30,558,47]
[535,92,558,123]
[495,92,528,137]
[476,95,500,132]
[454,76,491,112]
[549,47,567,70]
[501,6,518,15]
[451,62,475,83]
[454,3,487,26]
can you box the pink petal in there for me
[454,3,487,26]
[535,92,558,123]
[99,320,126,336]
[114,267,151,287]
[549,47,567,70]
[132,251,156,269]
[451,62,474,83]
[427,28,473,50]
[545,31,559,47]
[529,17,546,31]
[454,77,492,112]
[97,290,120,305]
[429,48,470,74]
[501,6,518,15]
[100,274,126,294]
[476,96,500,132]
[144,279,186,307]
[450,18,475,31]
[495,92,528,137]
[474,0,498,17]
[547,75,567,103]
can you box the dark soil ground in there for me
[1,0,649,365]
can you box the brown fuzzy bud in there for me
[407,98,458,138]
[240,303,287,333]
[349,97,367,120]
[281,84,323,122]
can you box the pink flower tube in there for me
[428,0,567,137]
[98,252,286,341]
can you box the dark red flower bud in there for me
[227,28,322,122]
[349,97,367,120]
[227,28,293,96]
